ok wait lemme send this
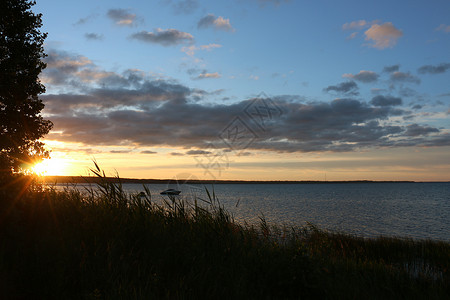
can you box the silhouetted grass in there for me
[0,167,449,299]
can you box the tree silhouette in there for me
[0,0,53,176]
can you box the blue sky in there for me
[32,0,450,180]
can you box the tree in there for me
[0,0,53,176]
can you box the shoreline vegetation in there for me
[42,175,433,185]
[1,167,449,299]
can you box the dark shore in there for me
[42,175,420,185]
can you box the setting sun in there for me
[32,158,67,176]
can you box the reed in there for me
[0,167,449,299]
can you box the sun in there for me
[32,158,67,176]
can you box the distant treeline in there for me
[42,176,417,185]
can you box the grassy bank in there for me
[0,171,449,299]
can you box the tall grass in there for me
[0,167,449,299]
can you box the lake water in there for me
[56,182,450,241]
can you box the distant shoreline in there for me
[40,176,447,184]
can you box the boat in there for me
[160,188,181,195]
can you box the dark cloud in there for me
[411,104,423,110]
[418,63,450,74]
[383,65,400,73]
[404,124,439,137]
[323,81,359,96]
[110,150,132,154]
[85,33,103,40]
[130,29,194,46]
[42,50,450,153]
[141,150,157,154]
[370,95,402,106]
[343,70,379,83]
[185,150,212,155]
[107,9,137,26]
[170,152,184,156]
[390,71,420,84]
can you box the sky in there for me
[32,0,450,181]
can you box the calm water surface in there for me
[57,182,450,241]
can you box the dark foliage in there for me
[0,0,52,177]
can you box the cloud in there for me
[170,152,185,156]
[342,20,369,30]
[346,32,358,40]
[42,50,450,153]
[187,69,221,80]
[418,63,450,74]
[370,95,402,106]
[171,0,199,14]
[383,65,400,73]
[185,150,212,155]
[436,24,450,33]
[107,9,137,26]
[390,71,420,84]
[343,70,379,83]
[323,81,359,95]
[141,150,157,154]
[195,72,221,80]
[130,28,194,46]
[197,14,235,32]
[404,124,439,137]
[110,150,132,154]
[181,43,222,56]
[84,33,103,41]
[74,14,98,26]
[364,22,403,49]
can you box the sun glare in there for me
[32,158,66,176]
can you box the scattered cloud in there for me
[343,70,379,83]
[185,150,212,155]
[130,28,194,46]
[181,43,222,56]
[323,81,359,96]
[170,152,185,156]
[364,22,403,49]
[418,63,450,74]
[343,20,402,49]
[383,65,400,73]
[188,69,222,80]
[249,75,260,80]
[346,32,358,40]
[342,20,369,30]
[42,50,450,154]
[195,72,221,80]
[390,71,421,84]
[110,150,132,154]
[74,14,98,26]
[171,0,199,14]
[370,95,402,106]
[197,14,235,32]
[404,124,439,137]
[107,9,137,26]
[141,150,157,154]
[436,24,450,33]
[84,33,103,41]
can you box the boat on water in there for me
[160,188,181,195]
